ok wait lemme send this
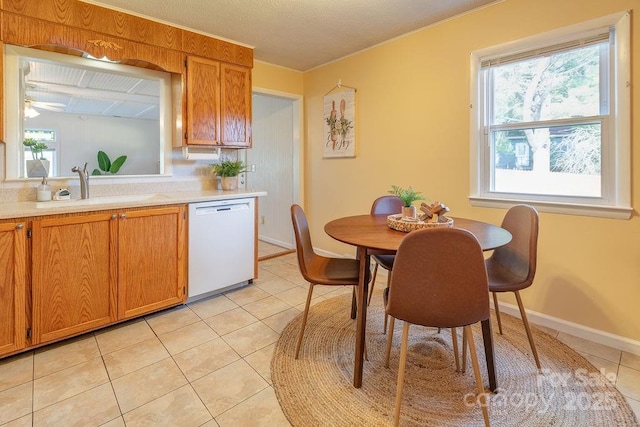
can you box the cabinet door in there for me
[186,56,221,145]
[117,206,186,319]
[31,213,117,345]
[0,222,26,356]
[220,63,252,147]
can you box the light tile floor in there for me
[257,241,293,260]
[1,252,639,426]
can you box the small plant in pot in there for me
[23,138,50,177]
[211,159,245,190]
[388,185,427,219]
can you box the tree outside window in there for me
[487,43,605,198]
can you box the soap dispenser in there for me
[37,177,51,202]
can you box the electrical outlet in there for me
[249,164,256,172]
[260,216,265,224]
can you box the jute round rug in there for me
[271,293,638,426]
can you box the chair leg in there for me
[464,325,491,427]
[385,316,396,368]
[383,273,391,333]
[492,292,503,335]
[383,312,389,334]
[515,291,541,371]
[393,322,410,427]
[294,284,315,359]
[451,328,460,372]
[368,262,378,306]
[462,329,467,373]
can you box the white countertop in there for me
[0,189,267,219]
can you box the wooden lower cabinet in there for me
[117,206,186,319]
[30,205,186,346]
[31,213,118,345]
[0,222,27,356]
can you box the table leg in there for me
[353,247,370,388]
[481,319,497,392]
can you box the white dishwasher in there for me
[188,198,255,301]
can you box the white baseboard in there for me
[258,236,294,250]
[494,300,640,356]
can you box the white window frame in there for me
[469,11,631,219]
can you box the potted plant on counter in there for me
[389,185,427,219]
[23,138,50,178]
[211,158,245,190]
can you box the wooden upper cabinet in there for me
[186,56,221,145]
[184,56,252,147]
[0,222,26,356]
[1,13,184,73]
[1,0,254,149]
[31,213,118,345]
[117,206,186,320]
[221,63,252,148]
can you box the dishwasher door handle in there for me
[195,204,249,216]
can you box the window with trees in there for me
[469,12,630,219]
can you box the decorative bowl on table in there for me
[386,214,454,233]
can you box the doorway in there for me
[245,90,302,260]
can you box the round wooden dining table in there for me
[325,214,512,389]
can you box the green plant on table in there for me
[23,138,49,159]
[211,159,245,177]
[388,185,427,207]
[92,150,127,175]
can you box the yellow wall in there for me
[252,61,304,95]
[301,0,640,341]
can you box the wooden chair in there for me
[487,204,541,370]
[368,195,403,334]
[385,228,491,427]
[290,204,361,359]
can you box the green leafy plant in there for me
[92,150,127,175]
[23,138,48,160]
[388,185,427,207]
[211,159,245,177]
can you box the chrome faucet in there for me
[71,162,90,199]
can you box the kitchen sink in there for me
[36,193,170,209]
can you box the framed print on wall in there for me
[323,87,356,158]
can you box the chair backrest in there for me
[290,204,317,282]
[371,195,404,215]
[387,228,489,328]
[489,204,539,286]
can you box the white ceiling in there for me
[24,57,160,120]
[83,0,499,72]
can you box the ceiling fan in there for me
[25,97,65,113]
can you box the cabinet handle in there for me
[15,223,24,230]
[111,214,118,219]
[120,214,126,219]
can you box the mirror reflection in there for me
[4,45,171,179]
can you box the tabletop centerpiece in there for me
[387,199,454,232]
[388,185,427,220]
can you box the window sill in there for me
[469,196,633,219]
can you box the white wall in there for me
[248,93,295,248]
[26,111,160,176]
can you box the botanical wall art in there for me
[323,86,356,158]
